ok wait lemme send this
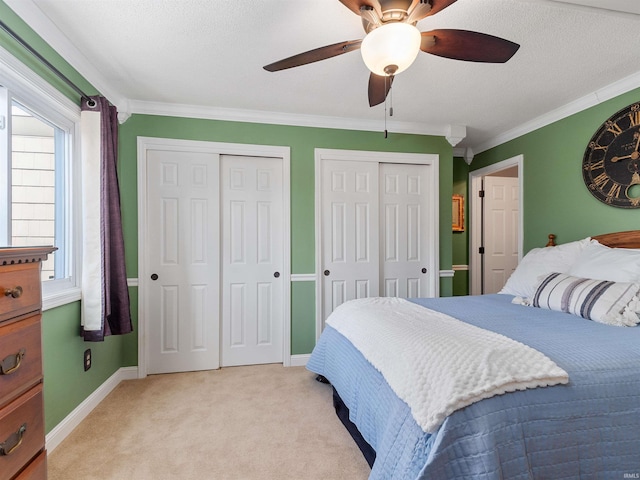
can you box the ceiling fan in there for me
[264,0,520,107]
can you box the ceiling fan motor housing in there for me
[361,0,432,33]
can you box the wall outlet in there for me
[84,349,92,371]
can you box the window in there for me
[0,50,82,308]
[10,103,65,281]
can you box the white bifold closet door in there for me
[321,160,431,323]
[220,155,284,367]
[321,159,380,317]
[379,163,430,298]
[146,150,221,374]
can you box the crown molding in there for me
[128,99,449,136]
[4,0,130,119]
[475,69,640,154]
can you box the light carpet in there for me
[47,364,370,480]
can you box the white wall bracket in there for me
[446,125,467,147]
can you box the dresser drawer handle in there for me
[4,286,23,299]
[0,349,26,375]
[0,423,27,456]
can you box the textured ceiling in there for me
[6,0,640,150]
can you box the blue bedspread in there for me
[307,294,640,479]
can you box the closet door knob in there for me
[421,268,427,274]
[324,270,330,276]
[273,272,280,278]
[150,274,158,281]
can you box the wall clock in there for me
[582,102,640,208]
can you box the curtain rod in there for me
[0,18,96,107]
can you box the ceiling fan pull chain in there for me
[384,75,388,139]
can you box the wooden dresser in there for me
[0,247,55,480]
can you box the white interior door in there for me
[221,155,284,367]
[380,163,431,298]
[483,176,520,293]
[321,159,380,322]
[146,149,220,374]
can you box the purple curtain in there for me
[81,96,132,341]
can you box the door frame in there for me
[469,154,523,295]
[314,148,439,340]
[137,137,291,378]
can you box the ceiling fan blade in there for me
[263,40,362,72]
[368,73,394,107]
[420,29,520,63]
[426,0,458,17]
[407,0,457,22]
[338,0,382,16]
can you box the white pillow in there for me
[568,242,640,283]
[499,237,594,299]
[528,272,640,327]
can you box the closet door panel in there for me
[380,163,431,299]
[321,160,380,321]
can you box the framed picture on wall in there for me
[452,194,464,232]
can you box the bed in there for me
[307,230,640,479]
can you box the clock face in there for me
[583,102,640,208]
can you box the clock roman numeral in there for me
[591,172,610,190]
[588,141,607,151]
[586,159,605,171]
[606,122,623,135]
[606,183,622,202]
[629,110,640,127]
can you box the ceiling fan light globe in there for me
[361,22,421,76]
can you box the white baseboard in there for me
[289,354,310,367]
[45,366,138,453]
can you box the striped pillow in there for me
[531,273,640,327]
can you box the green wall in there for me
[452,156,469,295]
[472,88,640,252]
[41,288,137,432]
[118,115,455,357]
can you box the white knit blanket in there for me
[326,297,569,433]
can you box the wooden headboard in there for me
[547,230,640,249]
[592,230,640,249]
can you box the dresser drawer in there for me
[0,384,44,480]
[0,264,41,324]
[14,449,46,480]
[0,316,42,407]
